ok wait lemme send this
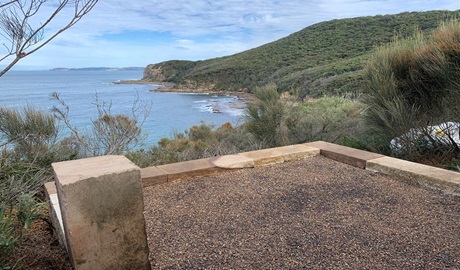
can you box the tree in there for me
[0,0,98,77]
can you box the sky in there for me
[2,0,459,70]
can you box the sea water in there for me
[0,70,246,146]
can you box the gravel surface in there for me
[143,156,460,269]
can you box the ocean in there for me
[0,70,246,146]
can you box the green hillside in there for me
[143,10,458,97]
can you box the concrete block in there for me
[52,155,151,270]
[141,166,168,187]
[240,144,319,166]
[367,156,460,195]
[44,181,66,249]
[305,141,384,169]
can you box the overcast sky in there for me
[4,0,459,69]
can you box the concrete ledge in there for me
[240,144,319,166]
[156,158,231,182]
[367,156,460,195]
[141,145,318,185]
[141,166,168,187]
[211,154,255,169]
[44,181,66,249]
[141,155,254,187]
[304,141,384,169]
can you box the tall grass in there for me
[362,20,460,159]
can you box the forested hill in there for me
[143,10,458,97]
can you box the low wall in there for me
[45,141,460,268]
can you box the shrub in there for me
[51,92,150,157]
[245,84,363,148]
[245,84,290,148]
[291,96,364,144]
[0,106,59,165]
[361,20,460,159]
[127,121,255,167]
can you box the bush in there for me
[127,122,256,167]
[245,84,363,148]
[51,92,150,157]
[292,96,364,143]
[0,159,49,266]
[245,84,290,148]
[0,106,60,165]
[361,20,460,160]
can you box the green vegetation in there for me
[144,10,458,97]
[362,20,460,163]
[245,84,291,147]
[0,107,59,268]
[244,84,363,148]
[128,85,363,167]
[127,121,257,166]
[51,92,151,157]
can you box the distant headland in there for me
[50,67,144,71]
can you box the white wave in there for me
[192,96,246,116]
[193,99,209,103]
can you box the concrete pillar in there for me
[52,155,151,270]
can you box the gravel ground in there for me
[143,156,460,270]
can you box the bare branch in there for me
[0,1,19,9]
[0,0,98,77]
[51,92,151,157]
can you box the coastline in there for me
[114,80,174,87]
[115,80,256,102]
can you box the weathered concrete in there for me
[156,158,230,182]
[305,141,384,169]
[367,156,460,195]
[211,154,255,169]
[52,155,151,270]
[144,146,318,184]
[141,166,168,187]
[44,181,66,249]
[240,144,319,166]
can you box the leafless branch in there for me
[0,1,19,9]
[51,91,152,157]
[0,0,98,77]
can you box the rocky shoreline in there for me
[115,80,256,102]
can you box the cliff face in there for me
[143,64,167,82]
[143,60,218,91]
